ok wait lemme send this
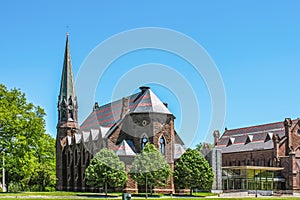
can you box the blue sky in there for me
[0,1,299,147]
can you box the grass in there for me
[1,198,300,200]
[192,192,218,197]
[0,191,82,196]
[0,199,117,200]
[0,191,121,196]
[1,192,300,200]
[0,191,215,197]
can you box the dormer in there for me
[245,135,253,144]
[227,137,235,146]
[265,132,273,142]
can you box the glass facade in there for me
[222,166,285,191]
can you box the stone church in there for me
[56,35,185,192]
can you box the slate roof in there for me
[76,86,183,157]
[216,121,287,154]
[114,140,136,156]
[80,86,172,132]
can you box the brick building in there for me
[56,35,185,192]
[215,118,300,191]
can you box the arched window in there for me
[141,135,148,150]
[160,136,166,155]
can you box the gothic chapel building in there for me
[56,36,185,192]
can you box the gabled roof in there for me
[80,86,172,132]
[81,129,102,155]
[114,140,136,156]
[174,144,185,159]
[216,120,289,153]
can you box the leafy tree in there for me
[28,133,56,191]
[130,143,172,195]
[85,148,127,196]
[0,84,55,191]
[174,148,214,195]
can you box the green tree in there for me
[174,148,214,195]
[28,133,56,191]
[0,84,55,191]
[85,148,127,196]
[130,143,172,195]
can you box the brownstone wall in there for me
[58,112,176,193]
[106,113,176,193]
[56,122,79,191]
[222,149,274,167]
[124,165,138,193]
[152,118,174,164]
[289,122,300,152]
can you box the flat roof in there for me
[222,166,284,171]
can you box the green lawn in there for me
[0,191,121,196]
[0,199,114,200]
[1,198,300,200]
[0,191,83,196]
[1,192,300,200]
[191,192,218,197]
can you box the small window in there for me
[265,132,273,142]
[160,137,166,155]
[141,135,148,149]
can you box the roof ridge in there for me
[94,92,141,111]
[222,127,284,138]
[225,121,284,133]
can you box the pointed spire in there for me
[58,34,78,123]
[59,33,76,101]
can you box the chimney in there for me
[93,102,99,111]
[163,102,168,108]
[139,86,150,92]
[213,130,220,146]
[121,97,129,118]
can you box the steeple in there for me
[57,34,78,123]
[56,34,79,191]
